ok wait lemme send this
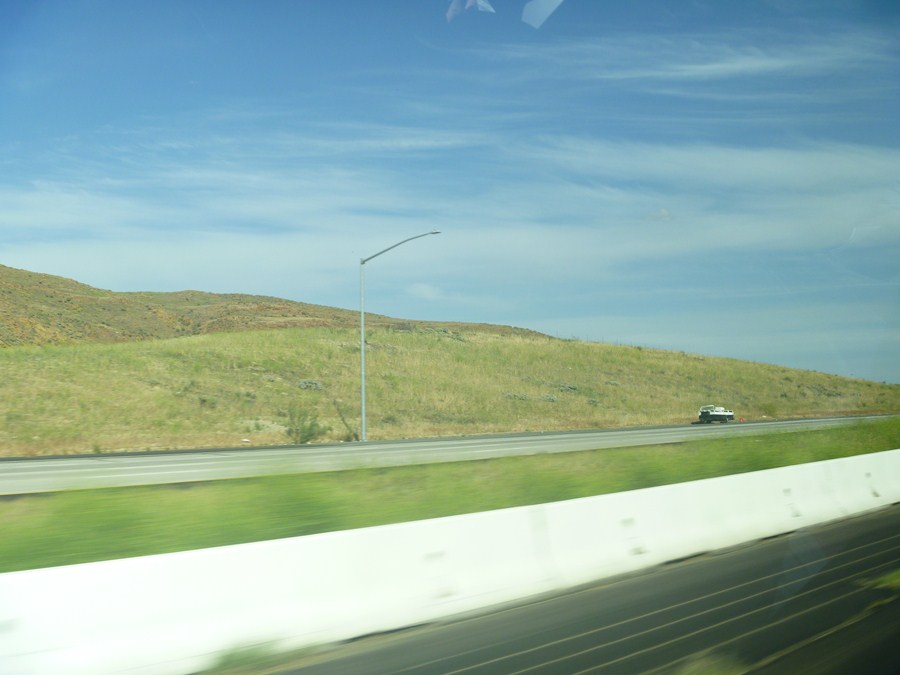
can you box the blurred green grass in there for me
[0,418,896,573]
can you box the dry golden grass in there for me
[0,325,896,456]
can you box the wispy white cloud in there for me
[511,138,900,248]
[487,30,894,82]
[0,121,485,241]
[0,181,147,233]
[1,6,896,380]
[3,120,896,298]
[602,36,891,82]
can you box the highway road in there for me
[0,416,885,496]
[283,505,900,674]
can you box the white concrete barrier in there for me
[1,449,898,674]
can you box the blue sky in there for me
[1,0,898,382]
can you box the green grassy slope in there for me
[1,325,897,456]
[1,263,897,456]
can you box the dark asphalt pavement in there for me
[281,506,900,674]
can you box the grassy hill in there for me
[1,325,897,457]
[0,264,531,347]
[0,263,346,346]
[0,264,897,457]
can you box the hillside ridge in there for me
[0,264,533,347]
[1,266,897,456]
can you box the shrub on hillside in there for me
[285,406,330,444]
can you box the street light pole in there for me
[360,230,440,442]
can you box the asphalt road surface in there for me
[0,416,885,495]
[282,505,900,674]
